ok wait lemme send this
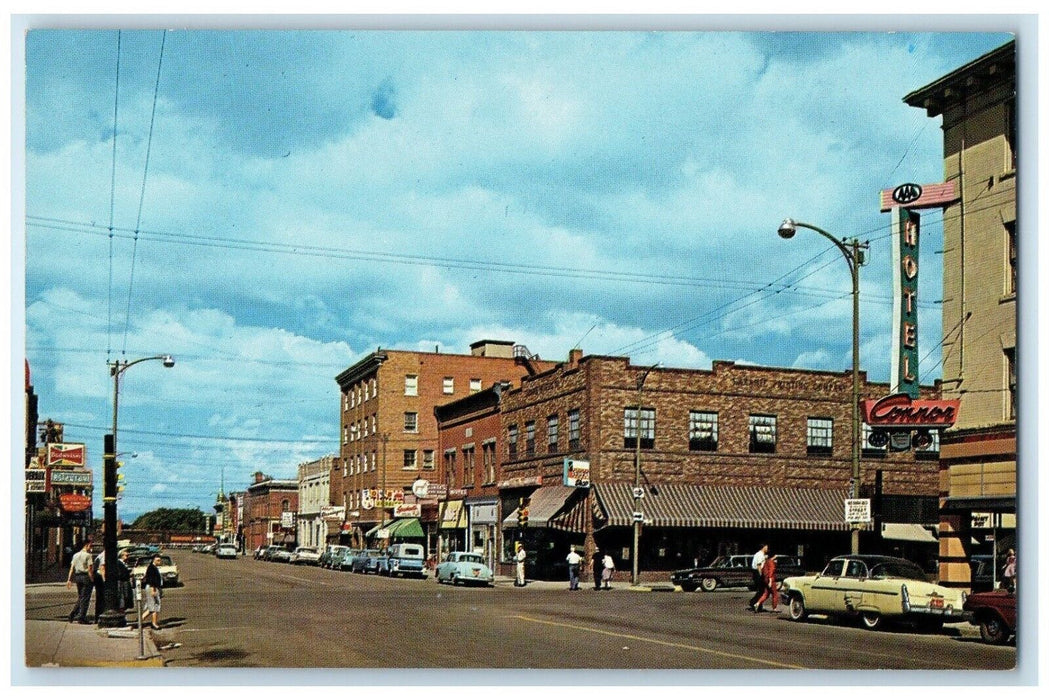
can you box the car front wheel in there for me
[979,614,1010,645]
[788,595,808,621]
[452,573,460,586]
[700,577,718,592]
[860,611,883,631]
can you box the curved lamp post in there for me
[98,354,174,628]
[777,219,867,555]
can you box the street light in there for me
[632,363,659,586]
[98,354,174,628]
[778,218,867,555]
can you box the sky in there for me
[17,26,1016,521]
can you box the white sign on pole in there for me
[844,499,872,524]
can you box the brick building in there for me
[334,340,556,550]
[242,472,299,553]
[483,351,941,580]
[904,40,1017,589]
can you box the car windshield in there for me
[870,561,927,581]
[459,554,483,563]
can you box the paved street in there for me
[26,552,1016,670]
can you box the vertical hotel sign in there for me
[881,182,958,399]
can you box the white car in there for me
[215,544,239,559]
[131,554,180,587]
[290,546,321,565]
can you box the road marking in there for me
[275,573,333,586]
[175,627,254,633]
[510,615,808,669]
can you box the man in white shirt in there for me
[747,544,769,611]
[514,543,527,587]
[566,545,583,590]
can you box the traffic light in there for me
[517,498,530,528]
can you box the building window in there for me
[404,412,418,433]
[525,421,536,457]
[807,417,834,455]
[688,411,718,452]
[568,409,581,451]
[444,450,456,489]
[862,423,887,457]
[443,377,454,394]
[422,450,435,471]
[371,414,377,434]
[1005,221,1016,296]
[482,441,496,484]
[370,378,377,397]
[749,414,776,454]
[547,415,559,453]
[342,458,347,477]
[403,450,417,470]
[371,451,377,472]
[507,424,518,459]
[342,425,348,444]
[1005,96,1016,171]
[470,378,482,394]
[350,388,356,408]
[343,393,349,411]
[623,408,655,449]
[405,374,418,396]
[1005,347,1016,420]
[462,446,476,486]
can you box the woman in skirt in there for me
[140,555,164,630]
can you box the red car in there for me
[963,589,1016,644]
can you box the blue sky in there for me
[18,27,1014,520]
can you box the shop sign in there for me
[47,443,86,467]
[281,511,295,528]
[49,469,93,486]
[971,512,995,529]
[844,499,871,524]
[563,458,591,488]
[469,503,498,524]
[361,488,405,509]
[411,479,430,498]
[890,207,921,398]
[497,475,543,489]
[861,394,960,428]
[59,493,92,512]
[393,503,421,518]
[26,469,47,493]
[320,505,345,519]
[879,181,957,212]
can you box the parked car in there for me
[270,547,293,563]
[671,554,806,592]
[253,545,267,560]
[964,589,1016,645]
[435,552,495,586]
[319,545,348,569]
[378,543,426,578]
[290,546,321,565]
[335,548,361,571]
[781,554,968,631]
[215,544,239,559]
[350,549,384,574]
[131,554,180,587]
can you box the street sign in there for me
[632,511,644,523]
[844,499,872,524]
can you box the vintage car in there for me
[319,545,348,569]
[350,549,384,574]
[131,554,180,587]
[435,552,494,586]
[378,543,427,578]
[964,589,1016,645]
[215,544,239,559]
[290,546,321,565]
[335,548,361,571]
[671,554,806,592]
[781,554,968,631]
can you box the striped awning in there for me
[502,485,581,530]
[592,483,850,531]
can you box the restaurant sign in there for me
[861,393,960,429]
[59,493,92,512]
[49,469,93,486]
[393,503,421,518]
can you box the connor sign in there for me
[861,393,960,429]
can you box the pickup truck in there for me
[378,543,426,578]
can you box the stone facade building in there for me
[242,471,299,553]
[297,455,336,549]
[904,40,1017,589]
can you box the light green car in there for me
[781,555,968,632]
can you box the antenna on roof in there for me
[573,324,597,350]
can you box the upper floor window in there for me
[1005,347,1016,420]
[405,374,418,396]
[443,377,454,395]
[547,415,559,453]
[342,424,349,444]
[422,449,435,471]
[343,393,349,411]
[1005,221,1016,296]
[568,409,581,451]
[525,422,536,457]
[462,446,476,486]
[350,388,356,408]
[370,378,377,397]
[689,411,718,451]
[403,450,417,470]
[482,441,496,484]
[507,424,518,459]
[470,378,482,394]
[404,412,418,433]
[749,414,776,454]
[443,450,457,489]
[624,407,655,449]
[807,417,834,455]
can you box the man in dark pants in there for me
[66,540,94,624]
[591,550,603,591]
[747,544,769,611]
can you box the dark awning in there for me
[941,496,1016,513]
[592,483,850,531]
[502,485,583,530]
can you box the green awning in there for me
[366,518,424,539]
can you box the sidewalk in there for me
[492,575,676,591]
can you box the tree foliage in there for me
[130,507,211,532]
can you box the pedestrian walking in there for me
[92,561,106,623]
[139,555,164,630]
[65,539,94,624]
[601,553,616,590]
[591,550,603,590]
[514,542,527,587]
[566,545,583,590]
[754,553,780,613]
[1002,548,1016,592]
[747,544,769,611]
[115,549,134,611]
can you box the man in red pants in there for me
[754,554,780,613]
